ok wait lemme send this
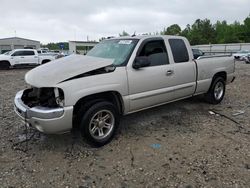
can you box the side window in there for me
[138,40,169,66]
[24,51,35,56]
[169,39,189,63]
[12,51,25,56]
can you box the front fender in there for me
[57,67,128,106]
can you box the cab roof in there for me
[108,35,186,41]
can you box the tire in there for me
[205,77,226,104]
[42,60,51,64]
[0,61,10,70]
[79,101,120,147]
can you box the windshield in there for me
[87,39,138,66]
[4,50,14,55]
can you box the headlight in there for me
[54,88,64,106]
[21,87,64,108]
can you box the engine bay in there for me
[21,87,64,108]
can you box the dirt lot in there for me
[0,62,250,188]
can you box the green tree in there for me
[41,42,69,50]
[161,24,181,35]
[243,16,250,42]
[187,19,216,45]
[119,31,130,36]
[181,24,191,40]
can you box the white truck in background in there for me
[14,35,235,146]
[0,49,56,69]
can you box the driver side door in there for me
[127,38,176,112]
[11,50,27,65]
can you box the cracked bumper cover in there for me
[14,90,73,134]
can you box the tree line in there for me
[121,14,250,45]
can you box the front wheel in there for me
[80,101,119,146]
[0,61,10,70]
[205,77,226,104]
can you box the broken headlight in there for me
[21,87,64,108]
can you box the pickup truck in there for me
[14,35,235,146]
[0,49,56,69]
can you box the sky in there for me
[0,0,249,44]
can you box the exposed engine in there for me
[21,87,64,108]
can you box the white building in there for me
[0,37,40,54]
[69,40,98,55]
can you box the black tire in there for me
[42,60,51,64]
[205,77,226,104]
[0,61,10,70]
[79,101,119,147]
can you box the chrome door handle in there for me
[166,70,174,76]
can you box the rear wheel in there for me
[42,60,51,64]
[0,61,10,70]
[205,77,225,104]
[79,101,119,146]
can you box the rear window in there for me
[169,39,189,63]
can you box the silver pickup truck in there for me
[14,35,235,146]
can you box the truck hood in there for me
[25,54,113,87]
[0,54,9,60]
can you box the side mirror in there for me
[133,56,150,69]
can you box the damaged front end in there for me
[21,87,64,108]
[14,87,73,134]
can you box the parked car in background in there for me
[243,53,250,64]
[48,50,65,58]
[0,49,56,69]
[14,35,235,146]
[233,50,250,60]
[37,49,49,54]
[37,49,65,59]
[192,48,204,59]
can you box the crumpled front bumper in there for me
[14,90,73,134]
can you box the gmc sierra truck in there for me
[14,35,235,146]
[0,49,55,69]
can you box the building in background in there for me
[69,40,98,55]
[0,37,40,54]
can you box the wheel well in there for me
[213,71,227,82]
[0,60,11,68]
[0,60,10,65]
[42,59,51,64]
[73,91,124,128]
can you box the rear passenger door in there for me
[168,38,196,100]
[23,50,38,64]
[127,38,177,112]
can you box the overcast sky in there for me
[0,0,249,44]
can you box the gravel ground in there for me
[0,62,250,188]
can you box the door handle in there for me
[166,70,174,76]
[20,57,24,58]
